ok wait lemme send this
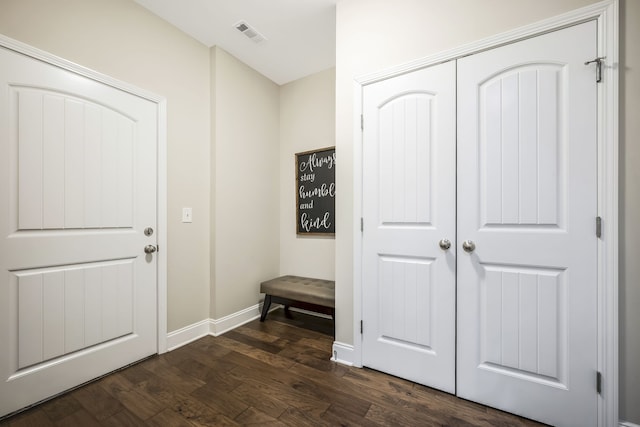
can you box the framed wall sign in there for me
[295,147,335,235]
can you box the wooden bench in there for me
[260,275,335,322]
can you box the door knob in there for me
[462,240,476,253]
[438,239,451,250]
[144,245,157,254]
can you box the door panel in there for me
[16,89,136,231]
[362,61,456,393]
[14,260,134,369]
[0,46,158,417]
[480,65,564,227]
[457,21,597,427]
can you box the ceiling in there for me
[134,0,337,85]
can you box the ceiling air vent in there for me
[233,20,266,44]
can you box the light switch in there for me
[182,207,193,223]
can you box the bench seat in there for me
[260,275,335,322]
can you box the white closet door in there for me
[0,46,159,416]
[457,21,598,427]
[362,61,456,393]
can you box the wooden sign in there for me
[295,147,336,235]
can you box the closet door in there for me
[457,21,598,427]
[361,61,456,393]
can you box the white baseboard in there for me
[210,304,262,336]
[167,304,341,355]
[331,341,355,366]
[166,318,211,351]
[620,422,640,427]
[166,304,268,350]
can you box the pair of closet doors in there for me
[361,22,598,427]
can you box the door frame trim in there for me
[0,34,169,355]
[352,1,618,425]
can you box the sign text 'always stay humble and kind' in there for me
[296,147,335,235]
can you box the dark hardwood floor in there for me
[0,309,545,426]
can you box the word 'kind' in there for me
[300,212,332,232]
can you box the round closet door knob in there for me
[462,240,476,253]
[438,239,451,250]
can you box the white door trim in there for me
[352,1,618,426]
[0,34,169,355]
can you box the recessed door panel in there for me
[14,88,135,231]
[379,94,434,225]
[479,265,566,383]
[479,66,564,228]
[14,260,134,370]
[378,255,434,349]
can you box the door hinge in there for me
[596,371,602,394]
[361,114,364,131]
[361,217,364,232]
[584,57,605,83]
[596,216,602,238]
[360,320,363,334]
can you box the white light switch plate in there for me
[182,207,193,223]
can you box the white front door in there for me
[457,21,598,427]
[0,46,159,416]
[362,61,456,393]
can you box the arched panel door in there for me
[457,21,598,427]
[362,61,456,393]
[0,45,159,417]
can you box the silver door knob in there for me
[144,245,157,254]
[438,239,451,250]
[462,240,476,253]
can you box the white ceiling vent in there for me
[234,21,267,44]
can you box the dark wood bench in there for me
[260,275,335,322]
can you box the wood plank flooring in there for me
[0,309,545,426]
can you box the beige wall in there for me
[619,0,640,422]
[210,47,281,318]
[335,0,639,423]
[0,0,212,332]
[279,69,336,280]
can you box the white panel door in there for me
[0,46,158,416]
[362,61,456,393]
[457,22,598,426]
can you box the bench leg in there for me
[284,305,293,319]
[260,295,272,322]
[331,308,335,337]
